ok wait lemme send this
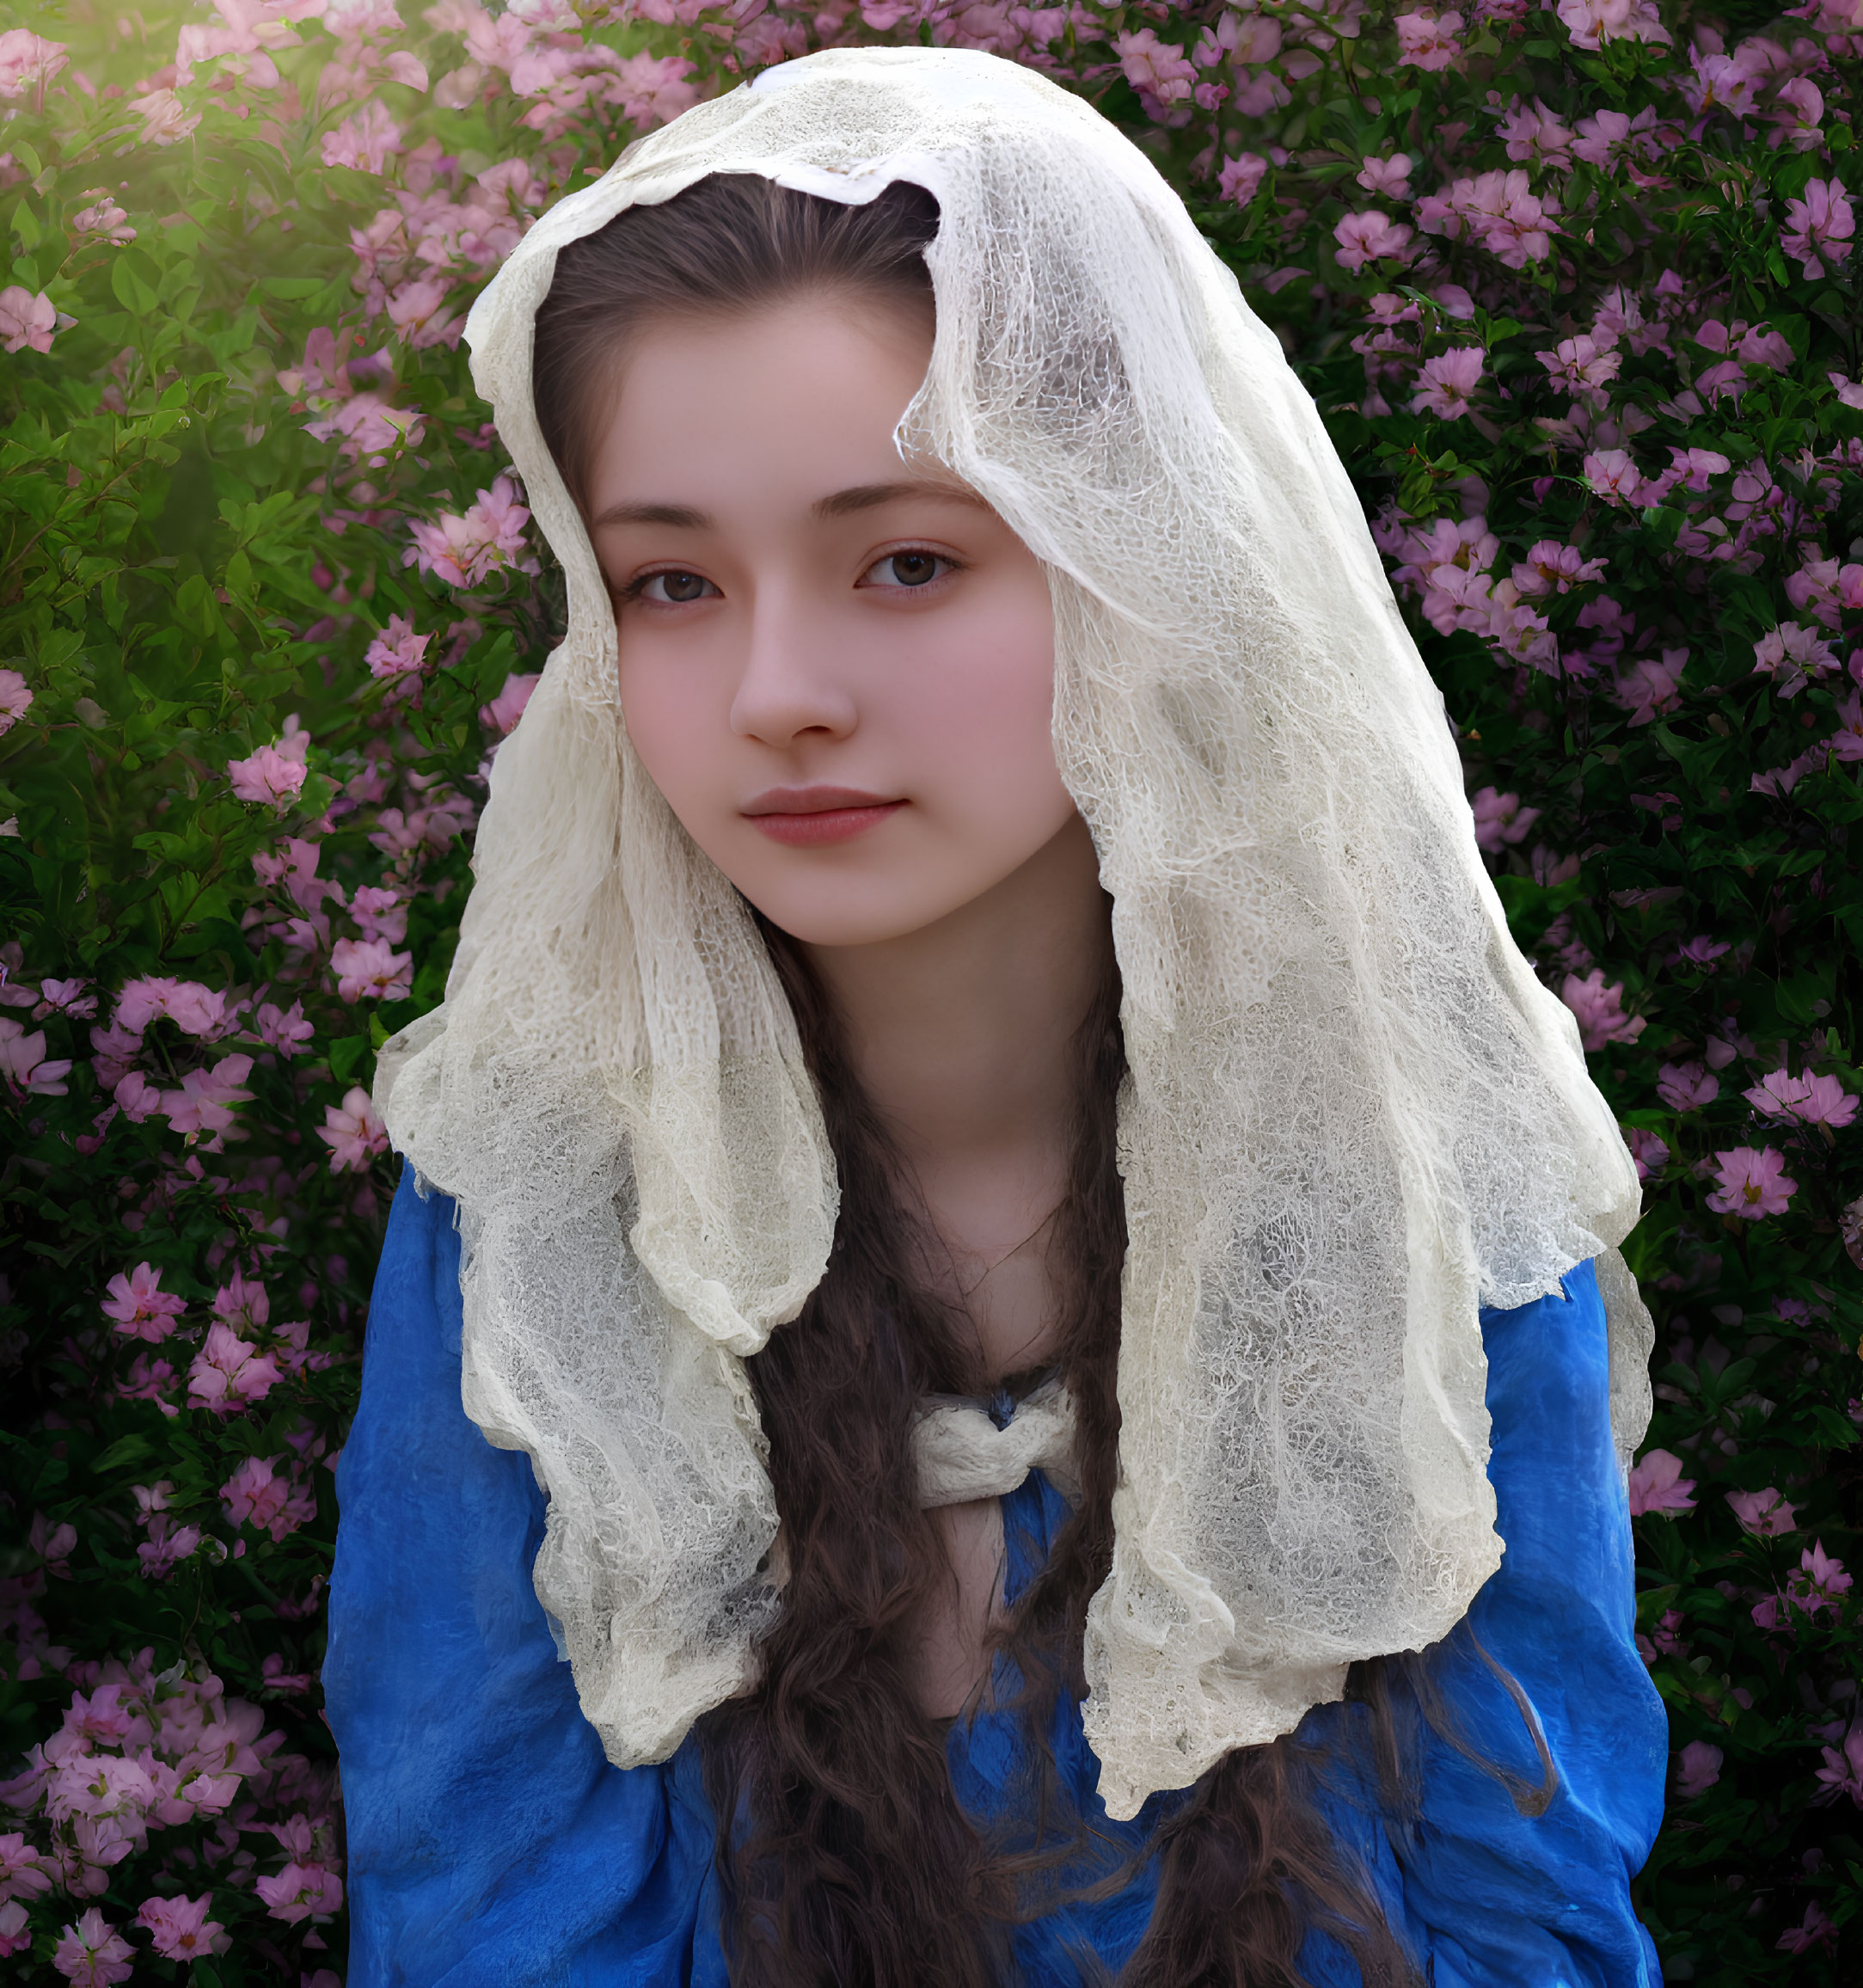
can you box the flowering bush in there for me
[0,0,1858,1979]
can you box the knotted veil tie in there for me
[911,1378,1081,1507]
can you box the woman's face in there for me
[583,291,1077,948]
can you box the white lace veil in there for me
[375,44,1653,1821]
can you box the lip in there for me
[741,786,907,847]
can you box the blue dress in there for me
[325,1170,1668,1986]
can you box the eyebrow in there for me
[588,480,990,532]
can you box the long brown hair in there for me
[532,171,1550,1986]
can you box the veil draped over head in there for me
[375,44,1653,1822]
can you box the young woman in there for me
[325,46,1669,1987]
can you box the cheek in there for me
[616,645,732,818]
[887,583,1067,819]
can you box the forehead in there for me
[582,296,944,513]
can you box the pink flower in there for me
[1725,1487,1797,1537]
[254,1861,345,1924]
[0,1017,72,1095]
[1811,1730,1863,1809]
[1777,1901,1839,1953]
[1556,0,1670,51]
[330,936,413,1003]
[1634,1606,1686,1664]
[71,193,134,243]
[35,977,95,1019]
[138,1502,196,1571]
[1333,211,1415,273]
[162,1055,254,1145]
[1536,332,1621,396]
[0,28,70,101]
[1752,622,1839,699]
[1356,154,1412,199]
[116,976,231,1039]
[405,475,531,588]
[220,1456,316,1543]
[1498,97,1573,169]
[1625,1126,1669,1181]
[1790,1540,1852,1615]
[137,1893,225,1961]
[186,1323,283,1416]
[0,1899,28,1956]
[1112,28,1198,107]
[1781,178,1854,280]
[119,1358,181,1424]
[1394,9,1463,70]
[254,1000,315,1055]
[0,1830,52,1901]
[212,1267,270,1335]
[227,746,307,811]
[1468,787,1539,852]
[1673,1740,1722,1800]
[351,885,408,945]
[102,1264,186,1342]
[320,101,400,174]
[1829,371,1863,412]
[1559,969,1646,1052]
[385,279,463,350]
[0,666,32,734]
[1613,649,1687,727]
[52,1907,134,1986]
[1570,106,1664,174]
[1415,169,1558,268]
[1672,935,1730,971]
[1217,153,1269,207]
[605,52,699,128]
[1628,1450,1696,1518]
[1582,449,1642,506]
[317,1085,389,1172]
[1744,1069,1859,1129]
[0,284,55,354]
[1409,348,1485,420]
[125,89,201,147]
[365,613,432,684]
[480,670,539,735]
[1706,1146,1798,1219]
[1656,1060,1719,1111]
[304,390,423,465]
[1512,542,1607,597]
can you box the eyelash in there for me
[619,547,964,604]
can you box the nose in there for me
[727,590,858,750]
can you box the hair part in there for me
[532,173,941,515]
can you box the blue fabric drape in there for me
[326,1169,1667,1986]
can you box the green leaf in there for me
[109,256,162,317]
[329,1035,372,1084]
[92,1434,157,1475]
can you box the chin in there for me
[737,875,973,950]
[745,900,938,949]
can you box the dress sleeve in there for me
[325,1167,727,1988]
[1303,1254,1668,1988]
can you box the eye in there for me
[634,570,718,604]
[861,549,952,591]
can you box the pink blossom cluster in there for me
[0,1643,340,1954]
[405,473,534,588]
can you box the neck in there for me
[798,813,1110,1260]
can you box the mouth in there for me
[741,786,907,847]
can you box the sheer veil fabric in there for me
[374,44,1654,1821]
